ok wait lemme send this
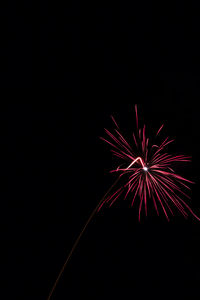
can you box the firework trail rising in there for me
[99,105,200,221]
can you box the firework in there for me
[47,105,199,300]
[99,105,199,221]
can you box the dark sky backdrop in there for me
[1,1,200,300]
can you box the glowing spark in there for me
[156,124,164,136]
[126,157,145,169]
[99,105,200,221]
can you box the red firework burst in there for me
[99,105,199,221]
[47,105,200,300]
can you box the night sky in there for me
[1,1,200,300]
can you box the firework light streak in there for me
[99,105,200,221]
[47,105,200,300]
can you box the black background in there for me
[1,1,200,300]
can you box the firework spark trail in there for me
[47,176,121,300]
[156,124,164,136]
[99,105,200,221]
